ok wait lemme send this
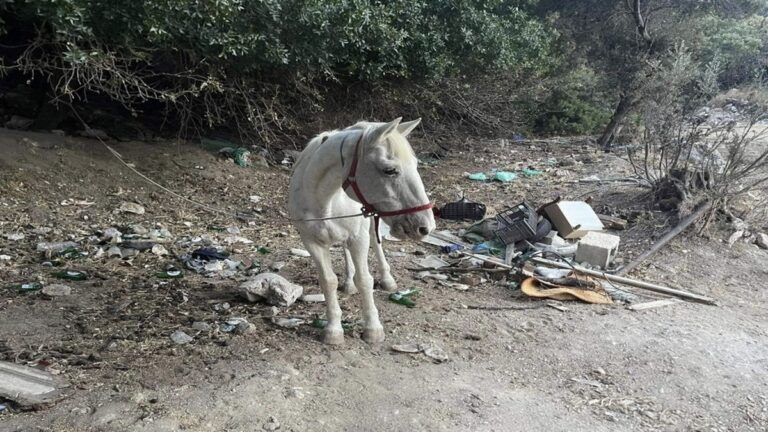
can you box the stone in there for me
[118,202,145,215]
[191,321,211,332]
[5,233,25,241]
[106,246,122,258]
[263,416,280,431]
[290,248,311,257]
[151,244,169,256]
[239,273,303,306]
[170,330,194,345]
[756,233,768,250]
[0,360,64,407]
[575,231,620,269]
[42,284,72,297]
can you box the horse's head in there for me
[351,118,435,240]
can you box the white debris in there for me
[239,273,304,306]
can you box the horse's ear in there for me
[368,117,402,145]
[396,118,421,137]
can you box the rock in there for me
[727,230,744,247]
[120,248,139,259]
[756,233,768,250]
[191,321,211,332]
[240,273,303,306]
[42,284,72,297]
[421,344,449,363]
[249,195,262,204]
[5,233,25,241]
[106,246,122,258]
[0,255,11,261]
[391,343,422,353]
[271,261,287,271]
[151,244,169,256]
[4,115,34,130]
[101,227,122,243]
[220,317,254,334]
[290,248,311,257]
[170,330,194,345]
[252,155,270,169]
[36,241,78,254]
[0,360,64,407]
[129,224,149,235]
[118,202,145,215]
[263,416,280,431]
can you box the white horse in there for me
[288,118,436,345]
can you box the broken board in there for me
[0,360,64,407]
[627,299,682,311]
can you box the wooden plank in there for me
[597,214,628,230]
[627,299,682,311]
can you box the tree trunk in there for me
[598,94,633,152]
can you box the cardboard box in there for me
[543,201,604,239]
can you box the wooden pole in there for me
[531,257,716,305]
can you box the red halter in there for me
[341,134,434,242]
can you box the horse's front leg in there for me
[304,240,344,345]
[347,227,385,344]
[340,248,358,295]
[371,224,397,292]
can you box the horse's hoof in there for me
[340,281,358,295]
[323,329,345,345]
[379,277,397,292]
[362,327,385,344]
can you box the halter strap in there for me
[341,133,434,243]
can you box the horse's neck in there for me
[299,131,360,214]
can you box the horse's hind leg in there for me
[340,248,358,295]
[371,225,397,292]
[348,229,385,344]
[304,240,344,345]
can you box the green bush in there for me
[533,65,611,135]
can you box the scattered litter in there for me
[118,202,146,215]
[271,261,286,271]
[300,293,325,303]
[437,197,486,221]
[52,270,87,281]
[0,255,11,261]
[240,273,304,306]
[249,195,262,203]
[543,201,604,239]
[272,317,305,328]
[467,172,488,181]
[493,171,516,182]
[42,284,72,297]
[191,247,228,261]
[36,241,79,254]
[151,244,169,256]
[389,288,419,308]
[417,271,449,281]
[547,303,569,312]
[390,342,449,363]
[0,360,64,407]
[156,268,183,279]
[5,282,43,292]
[120,240,155,251]
[170,330,194,345]
[60,199,95,207]
[440,244,464,253]
[220,317,254,334]
[627,299,682,311]
[415,255,449,269]
[223,235,253,245]
[290,248,311,257]
[5,233,25,241]
[521,168,542,177]
[521,276,612,304]
[494,202,538,245]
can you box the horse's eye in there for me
[383,167,399,176]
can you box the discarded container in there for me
[493,171,516,182]
[5,282,43,292]
[389,288,419,308]
[156,268,184,279]
[52,270,87,281]
[494,202,538,245]
[438,197,486,221]
[467,173,488,181]
[543,201,604,239]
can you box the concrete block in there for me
[576,231,620,268]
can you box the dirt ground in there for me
[1,127,767,432]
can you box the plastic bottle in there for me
[52,270,87,281]
[388,288,420,308]
[6,282,43,292]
